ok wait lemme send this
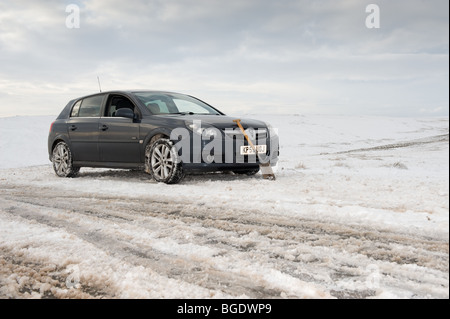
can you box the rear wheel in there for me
[146,138,185,184]
[52,141,79,177]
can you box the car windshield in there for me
[133,92,221,115]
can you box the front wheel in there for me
[52,141,79,177]
[146,138,185,184]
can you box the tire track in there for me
[1,184,448,298]
[3,186,447,271]
[330,134,449,155]
[0,198,285,298]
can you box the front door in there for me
[98,95,141,163]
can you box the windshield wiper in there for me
[170,112,217,115]
[170,112,195,115]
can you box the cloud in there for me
[0,0,448,117]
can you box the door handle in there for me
[100,124,109,131]
[70,125,77,131]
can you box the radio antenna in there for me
[97,76,102,92]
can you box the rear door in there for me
[67,94,105,162]
[98,94,141,163]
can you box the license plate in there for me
[240,145,267,155]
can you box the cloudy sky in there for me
[0,0,448,117]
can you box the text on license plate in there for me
[240,145,267,155]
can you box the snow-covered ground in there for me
[0,114,448,299]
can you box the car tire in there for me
[146,138,185,184]
[52,141,79,177]
[233,168,260,176]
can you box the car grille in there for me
[223,128,268,140]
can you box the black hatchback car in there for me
[48,90,279,184]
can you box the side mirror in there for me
[115,108,135,119]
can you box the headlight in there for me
[186,121,220,138]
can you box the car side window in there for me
[105,96,135,117]
[74,95,103,117]
[70,100,82,117]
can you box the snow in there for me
[0,116,53,169]
[0,114,448,299]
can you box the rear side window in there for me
[70,100,82,117]
[71,95,104,117]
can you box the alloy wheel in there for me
[53,143,70,176]
[151,143,174,180]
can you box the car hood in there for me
[158,114,267,130]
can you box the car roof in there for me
[82,90,183,96]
